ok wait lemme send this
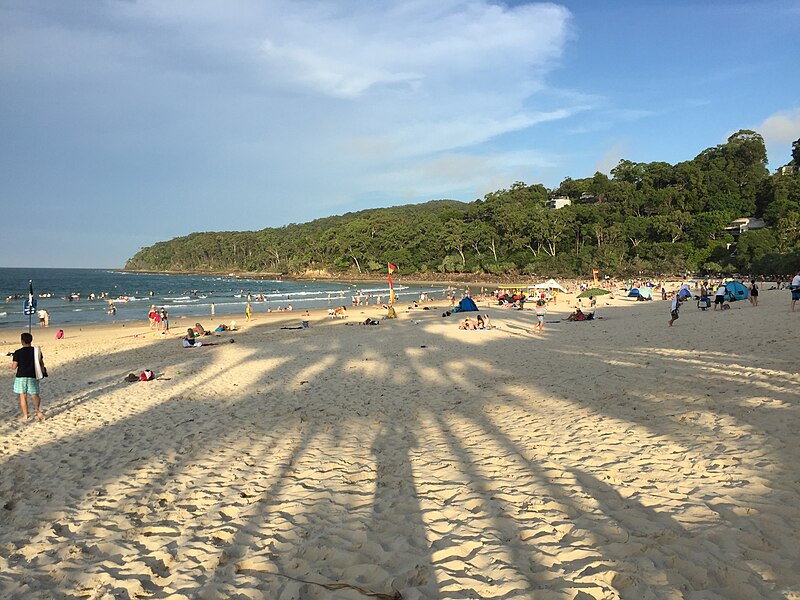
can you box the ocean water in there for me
[0,268,450,329]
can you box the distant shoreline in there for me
[118,268,556,287]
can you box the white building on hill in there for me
[725,217,766,236]
[546,196,571,210]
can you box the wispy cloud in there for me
[756,107,800,145]
[0,0,576,197]
[595,141,630,175]
[362,149,562,202]
[566,107,658,135]
[753,107,800,166]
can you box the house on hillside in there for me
[725,217,767,236]
[777,164,798,176]
[546,196,571,209]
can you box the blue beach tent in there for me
[457,296,479,312]
[725,281,748,302]
[628,287,652,300]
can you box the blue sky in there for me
[2,0,799,268]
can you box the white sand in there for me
[1,289,799,599]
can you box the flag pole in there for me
[28,280,33,334]
[388,263,396,304]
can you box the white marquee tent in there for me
[530,279,567,292]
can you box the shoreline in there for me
[119,267,526,286]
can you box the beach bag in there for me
[140,369,155,381]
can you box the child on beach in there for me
[534,296,547,334]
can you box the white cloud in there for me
[0,0,581,263]
[359,149,561,202]
[757,107,800,145]
[753,107,800,166]
[595,142,629,175]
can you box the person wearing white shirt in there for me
[668,295,682,327]
[713,283,727,311]
[791,273,800,312]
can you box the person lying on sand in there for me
[566,308,595,322]
[459,317,477,330]
[183,328,226,347]
[183,329,227,347]
[345,318,381,326]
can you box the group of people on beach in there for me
[668,274,799,326]
[458,314,494,330]
[668,281,723,325]
[148,305,169,332]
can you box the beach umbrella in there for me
[577,288,611,298]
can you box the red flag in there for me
[388,262,397,274]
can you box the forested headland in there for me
[125,131,800,278]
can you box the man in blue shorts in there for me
[11,332,46,421]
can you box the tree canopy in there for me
[125,131,800,277]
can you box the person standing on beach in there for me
[791,272,800,311]
[37,308,46,327]
[160,307,169,332]
[11,332,46,421]
[668,294,682,327]
[533,295,547,334]
[245,302,252,321]
[713,282,727,311]
[211,303,215,318]
[749,280,759,307]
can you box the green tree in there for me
[736,229,778,271]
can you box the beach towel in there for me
[33,346,47,379]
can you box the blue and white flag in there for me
[23,280,37,315]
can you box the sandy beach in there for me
[1,289,799,599]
